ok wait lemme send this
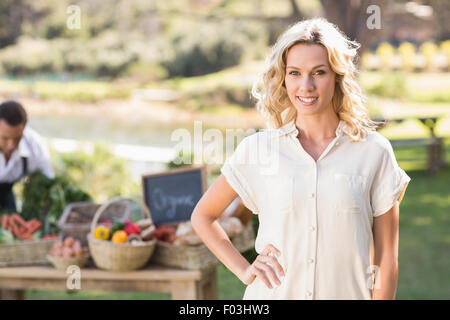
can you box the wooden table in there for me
[0,263,218,300]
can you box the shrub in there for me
[161,21,267,78]
[366,73,407,99]
[375,42,395,70]
[419,41,439,70]
[51,143,140,202]
[398,42,416,71]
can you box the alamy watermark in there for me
[66,265,81,290]
[366,4,381,30]
[170,120,281,175]
[367,265,381,290]
[66,5,81,30]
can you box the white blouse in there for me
[220,119,411,300]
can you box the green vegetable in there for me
[109,221,126,240]
[20,172,92,235]
[0,228,15,244]
[32,230,42,241]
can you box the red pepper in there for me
[43,234,59,240]
[124,223,141,236]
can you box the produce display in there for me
[155,216,244,246]
[0,213,59,243]
[154,225,177,243]
[49,237,89,258]
[1,192,252,272]
[93,218,156,246]
[20,172,92,236]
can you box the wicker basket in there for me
[47,253,90,270]
[151,221,255,270]
[0,239,58,267]
[58,201,132,247]
[88,196,156,271]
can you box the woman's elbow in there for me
[190,205,209,230]
[190,206,201,227]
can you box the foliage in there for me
[20,172,92,235]
[167,149,195,169]
[441,40,450,58]
[419,41,439,70]
[32,81,132,102]
[0,35,139,78]
[363,41,450,72]
[160,20,267,78]
[365,72,407,99]
[51,143,141,202]
[397,42,416,71]
[375,42,395,70]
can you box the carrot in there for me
[18,225,28,234]
[17,230,32,241]
[11,214,27,228]
[25,219,34,229]
[10,222,20,238]
[27,220,42,234]
[26,219,42,233]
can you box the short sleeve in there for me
[370,140,411,217]
[220,136,260,215]
[25,128,55,179]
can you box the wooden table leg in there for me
[202,267,218,300]
[170,280,199,300]
[0,289,25,300]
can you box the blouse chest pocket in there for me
[333,173,367,214]
[263,175,294,214]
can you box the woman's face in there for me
[284,43,336,117]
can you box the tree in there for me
[320,0,387,56]
[0,0,48,48]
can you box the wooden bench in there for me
[374,116,447,173]
[390,137,446,173]
[0,264,217,300]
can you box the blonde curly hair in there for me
[251,18,380,142]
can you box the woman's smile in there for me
[296,96,318,106]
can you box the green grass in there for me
[396,167,450,299]
[392,140,450,299]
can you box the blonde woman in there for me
[191,18,411,300]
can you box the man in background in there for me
[0,100,54,211]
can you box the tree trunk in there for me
[320,0,386,56]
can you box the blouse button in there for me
[307,258,314,264]
[310,226,316,231]
[306,291,312,297]
[309,193,315,198]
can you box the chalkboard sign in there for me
[142,166,207,226]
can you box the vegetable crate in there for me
[150,221,255,270]
[58,201,132,247]
[0,239,58,267]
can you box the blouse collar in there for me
[275,119,349,138]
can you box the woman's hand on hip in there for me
[239,244,285,289]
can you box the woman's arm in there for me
[192,174,285,288]
[191,174,252,283]
[371,201,400,300]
